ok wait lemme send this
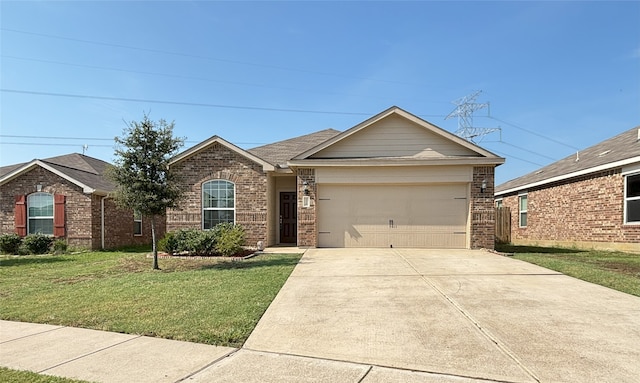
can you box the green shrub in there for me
[159,225,245,257]
[214,223,246,257]
[158,231,179,255]
[52,239,68,254]
[0,233,22,254]
[21,234,53,255]
[0,234,21,254]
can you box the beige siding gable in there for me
[310,114,479,159]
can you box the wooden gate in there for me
[495,207,511,244]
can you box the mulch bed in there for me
[147,249,259,260]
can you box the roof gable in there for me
[170,135,275,171]
[293,106,501,161]
[496,126,640,195]
[0,153,115,194]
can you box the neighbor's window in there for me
[495,198,503,208]
[133,210,143,235]
[27,192,54,235]
[625,173,640,224]
[519,194,528,227]
[202,180,235,229]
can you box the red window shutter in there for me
[53,194,66,237]
[14,195,27,237]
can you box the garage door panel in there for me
[318,184,468,248]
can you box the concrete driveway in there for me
[241,248,640,383]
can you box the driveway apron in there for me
[244,248,640,383]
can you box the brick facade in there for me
[499,169,640,252]
[167,142,268,247]
[470,166,496,249]
[0,166,157,250]
[296,168,316,247]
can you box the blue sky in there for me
[1,1,638,185]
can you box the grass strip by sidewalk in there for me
[0,368,93,383]
[496,244,640,297]
[0,250,302,347]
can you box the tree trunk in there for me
[151,215,160,270]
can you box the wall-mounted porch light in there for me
[302,181,310,195]
[481,179,487,193]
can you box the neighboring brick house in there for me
[495,127,640,253]
[0,153,163,250]
[168,106,504,249]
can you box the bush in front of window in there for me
[20,234,53,255]
[158,224,246,257]
[0,233,23,254]
[214,223,246,257]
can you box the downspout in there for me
[101,196,107,249]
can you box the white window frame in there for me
[518,193,528,228]
[133,210,143,236]
[495,198,503,208]
[202,180,236,229]
[27,192,54,235]
[624,172,640,225]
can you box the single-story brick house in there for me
[0,153,162,250]
[495,127,640,253]
[167,106,505,249]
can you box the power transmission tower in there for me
[445,90,499,143]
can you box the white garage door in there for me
[317,184,468,248]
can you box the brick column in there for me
[471,166,496,249]
[296,168,317,247]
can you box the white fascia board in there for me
[495,156,640,196]
[288,157,505,168]
[0,160,96,194]
[170,136,275,172]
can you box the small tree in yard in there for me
[110,114,184,270]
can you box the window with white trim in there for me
[27,192,54,235]
[518,194,528,227]
[495,198,503,208]
[625,173,640,224]
[202,180,235,229]
[133,210,143,236]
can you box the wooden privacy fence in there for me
[495,207,511,244]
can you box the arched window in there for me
[202,180,235,229]
[27,192,54,235]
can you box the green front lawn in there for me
[0,250,301,347]
[496,244,640,296]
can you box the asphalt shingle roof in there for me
[496,126,640,194]
[248,128,341,166]
[0,153,116,193]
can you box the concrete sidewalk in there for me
[0,320,494,382]
[2,248,640,382]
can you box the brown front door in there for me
[280,192,297,244]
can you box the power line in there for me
[488,116,580,151]
[3,55,440,103]
[0,142,114,148]
[488,148,545,167]
[0,89,372,115]
[0,89,449,118]
[0,135,265,146]
[1,28,427,88]
[483,140,558,162]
